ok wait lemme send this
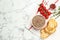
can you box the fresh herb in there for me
[58,6,60,10]
[51,7,60,19]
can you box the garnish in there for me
[51,7,60,19]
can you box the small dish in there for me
[32,15,47,30]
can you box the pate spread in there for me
[32,15,45,30]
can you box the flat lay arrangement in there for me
[0,0,60,40]
[26,0,60,40]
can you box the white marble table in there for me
[0,0,60,40]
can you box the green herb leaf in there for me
[58,6,60,10]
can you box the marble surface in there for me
[0,0,60,40]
